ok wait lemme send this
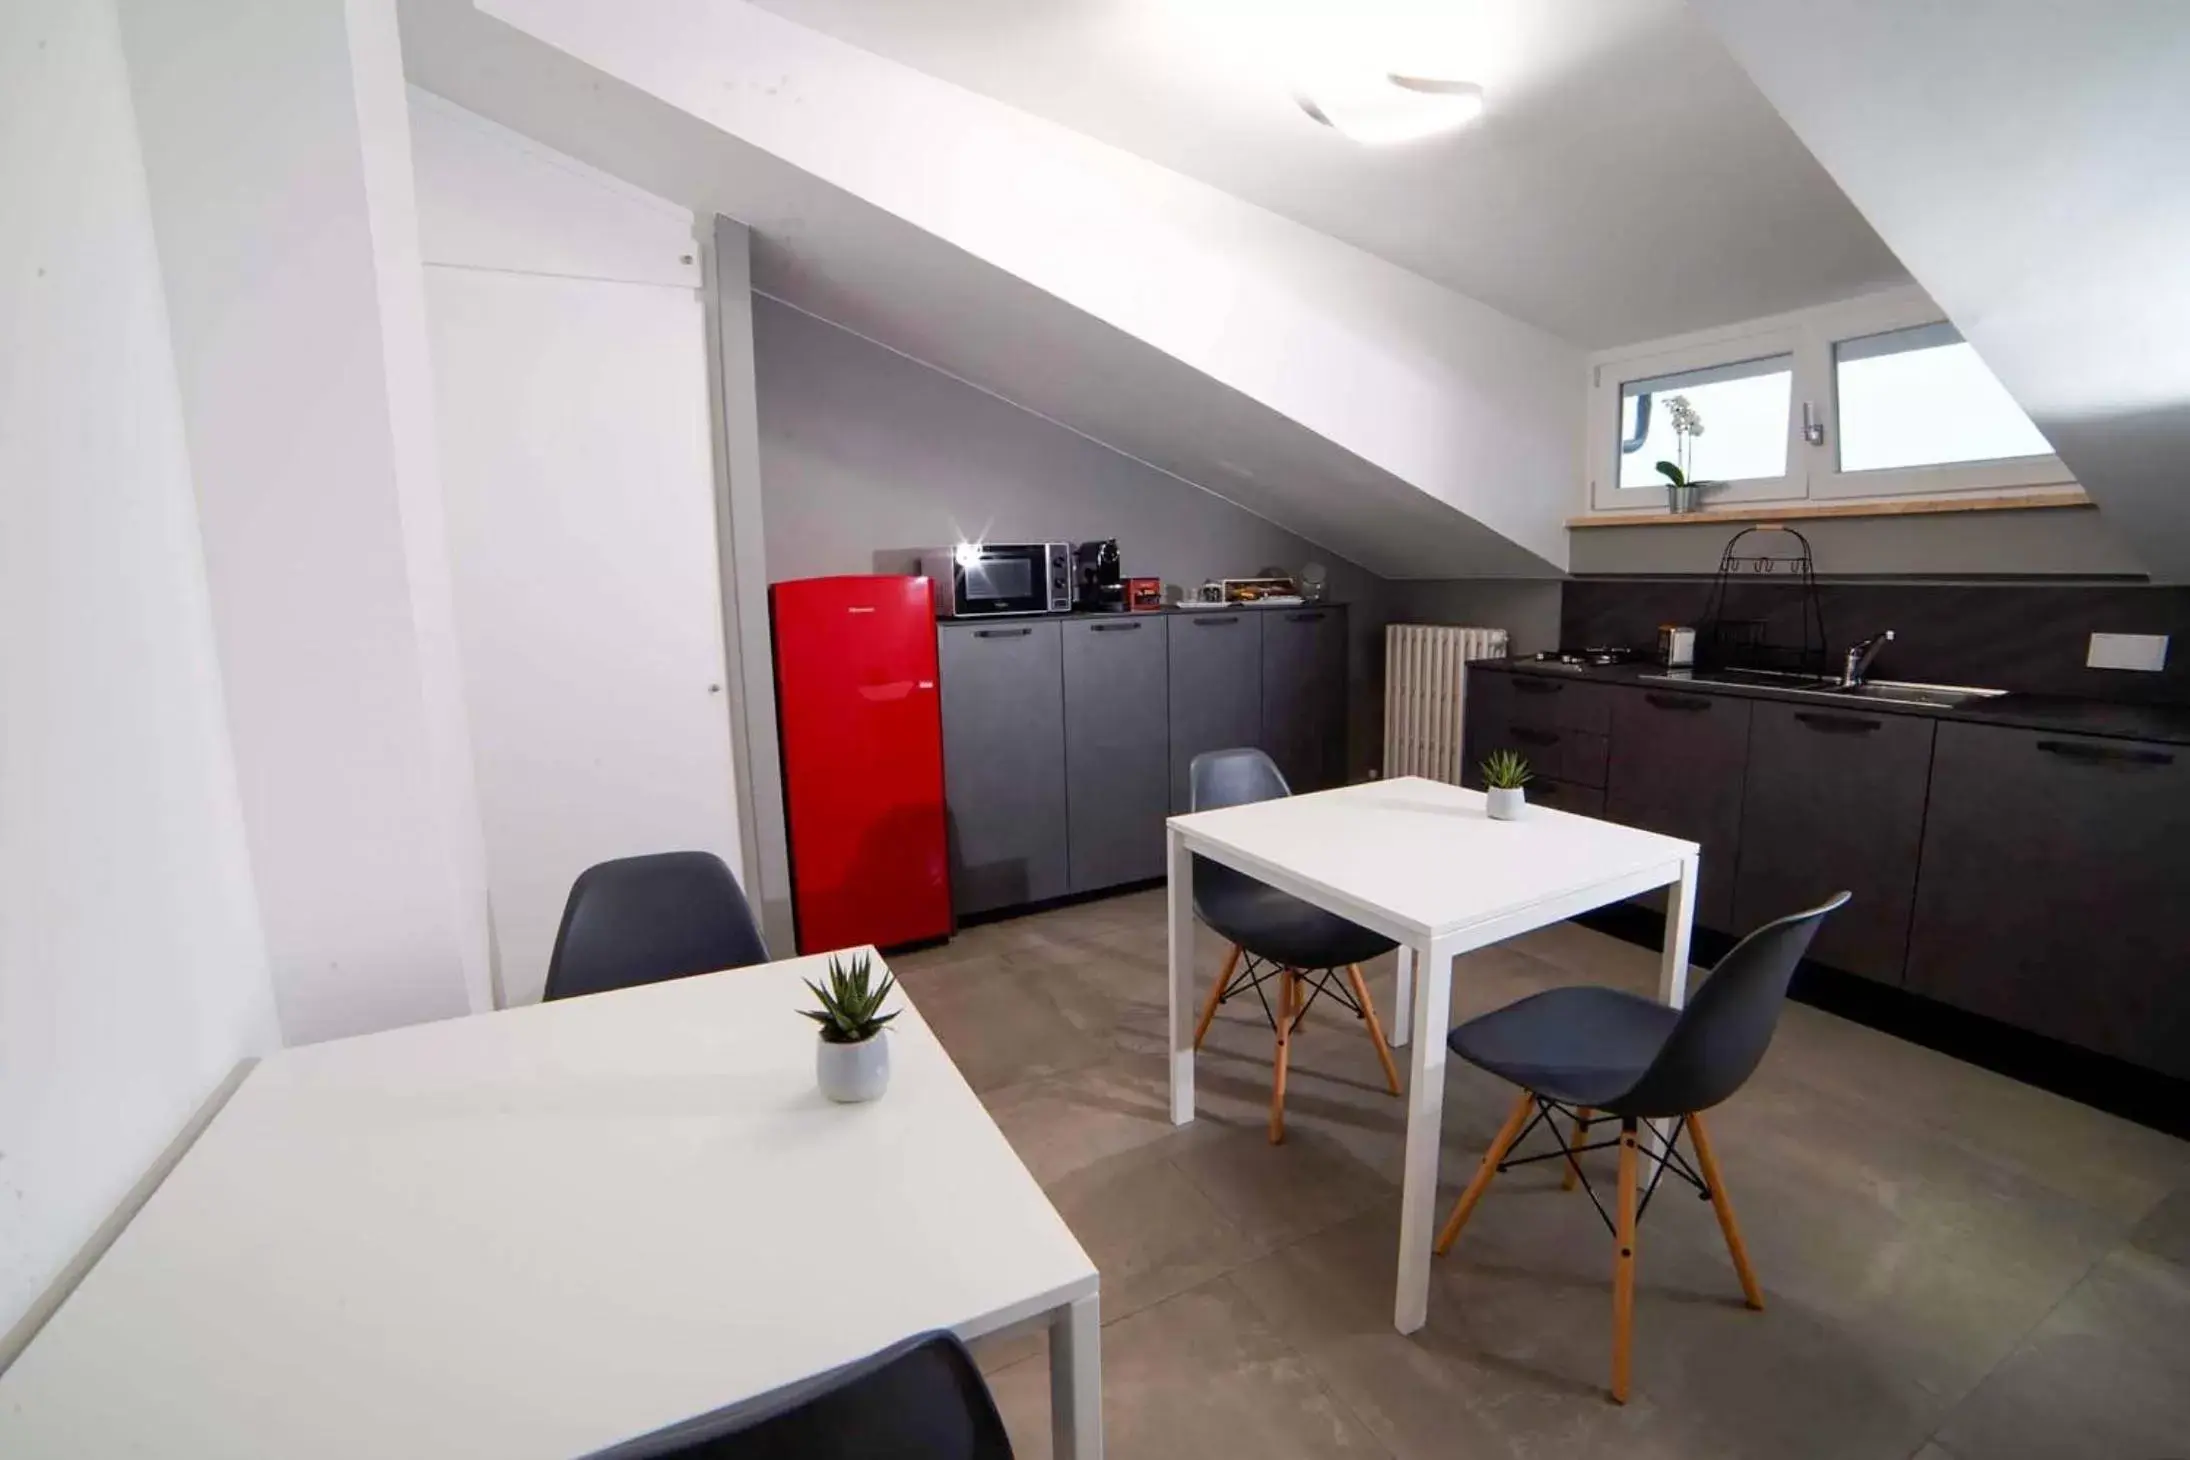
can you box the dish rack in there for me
[1698,526,1829,677]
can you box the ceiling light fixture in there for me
[1296,74,1484,145]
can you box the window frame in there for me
[1584,286,2073,516]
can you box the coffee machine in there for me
[1073,539,1124,612]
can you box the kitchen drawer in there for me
[1505,674,1615,734]
[1526,776,1605,819]
[1501,723,1609,788]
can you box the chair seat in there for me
[1200,875,1397,971]
[1447,985,1680,1110]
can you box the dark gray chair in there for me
[543,851,770,1002]
[582,1330,1011,1459]
[1433,892,1848,1404]
[1186,748,1401,1143]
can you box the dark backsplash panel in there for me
[1563,580,2190,704]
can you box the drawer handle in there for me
[1794,711,1882,734]
[2036,739,2174,767]
[1514,678,1564,695]
[1284,611,1327,622]
[1644,692,1714,712]
[973,627,1032,639]
[1089,620,1144,632]
[1192,615,1240,626]
[1510,727,1561,747]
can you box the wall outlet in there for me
[2087,632,2169,672]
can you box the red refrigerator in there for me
[771,575,952,955]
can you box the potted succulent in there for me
[801,951,899,1103]
[1480,750,1533,821]
[1655,393,1708,513]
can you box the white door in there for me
[426,266,743,1005]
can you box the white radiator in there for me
[1382,624,1510,784]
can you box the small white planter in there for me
[816,1032,891,1103]
[1485,786,1526,821]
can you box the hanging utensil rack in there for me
[1699,525,1829,676]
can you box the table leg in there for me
[1167,826,1196,1126]
[1644,854,1701,1162]
[1393,933,1456,1334]
[1658,854,1698,1009]
[1388,945,1415,1048]
[1050,1291,1102,1460]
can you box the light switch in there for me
[2087,632,2169,672]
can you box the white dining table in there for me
[0,951,1100,1459]
[1166,776,1699,1334]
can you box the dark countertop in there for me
[1477,657,2190,747]
[942,601,1347,626]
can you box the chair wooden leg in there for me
[1267,971,1296,1145]
[1563,1107,1593,1191]
[1434,1088,1535,1255]
[1686,1112,1764,1311]
[1192,944,1242,1051]
[1345,964,1403,1096]
[1611,1120,1639,1404]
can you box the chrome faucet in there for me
[1841,630,1896,687]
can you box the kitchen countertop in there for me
[1476,657,2190,747]
[941,601,1347,626]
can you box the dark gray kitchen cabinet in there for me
[1462,668,1611,818]
[1168,612,1264,810]
[1905,722,2190,1077]
[937,621,1069,915]
[1061,618,1170,891]
[1734,702,1936,983]
[1259,606,1348,792]
[1605,686,1751,930]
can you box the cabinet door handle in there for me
[1088,620,1144,632]
[1644,692,1714,712]
[1192,615,1239,626]
[2035,739,2174,767]
[1284,611,1327,622]
[973,626,1032,639]
[1514,678,1564,695]
[1510,726,1561,747]
[1794,711,1882,734]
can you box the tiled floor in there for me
[890,889,2190,1460]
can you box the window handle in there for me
[1801,400,1827,446]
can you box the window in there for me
[1588,288,2072,513]
[1616,354,1793,491]
[1834,322,2053,473]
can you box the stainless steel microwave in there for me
[920,542,1073,618]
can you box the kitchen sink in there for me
[1823,680,2009,709]
[1640,669,2007,710]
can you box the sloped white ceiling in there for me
[401,0,1582,576]
[742,0,1911,347]
[1692,0,2190,583]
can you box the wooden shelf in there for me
[1567,489,2092,530]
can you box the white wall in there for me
[115,0,492,1040]
[411,92,745,1005]
[474,0,1584,575]
[0,0,279,1334]
[1690,0,2190,582]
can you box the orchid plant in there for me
[1655,394,1706,490]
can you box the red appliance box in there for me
[770,576,952,954]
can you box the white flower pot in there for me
[1485,786,1525,821]
[816,1032,891,1103]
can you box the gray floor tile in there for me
[1931,1247,2190,1460]
[983,1280,1392,1460]
[2129,1185,2190,1268]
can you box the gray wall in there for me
[1384,579,1564,656]
[751,296,1392,772]
[1568,506,2146,579]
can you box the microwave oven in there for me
[919,542,1073,618]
